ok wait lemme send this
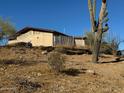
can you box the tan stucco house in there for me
[8,27,75,47]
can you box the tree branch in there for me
[93,0,96,19]
[88,0,96,32]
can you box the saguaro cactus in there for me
[88,0,109,63]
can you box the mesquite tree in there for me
[88,0,109,63]
[0,18,16,38]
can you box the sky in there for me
[0,0,124,49]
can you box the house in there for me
[8,27,75,47]
[74,36,87,47]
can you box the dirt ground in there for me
[0,47,124,93]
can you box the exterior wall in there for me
[74,38,85,47]
[8,30,86,47]
[8,30,53,46]
[53,34,75,47]
[8,40,20,44]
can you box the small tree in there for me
[106,34,124,56]
[88,0,109,63]
[0,17,16,45]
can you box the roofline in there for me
[17,27,70,36]
[9,27,71,40]
[74,36,87,39]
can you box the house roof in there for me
[9,27,70,40]
[74,36,87,40]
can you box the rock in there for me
[0,68,5,71]
[82,69,96,75]
[37,73,42,77]
[86,70,95,75]
[41,51,48,55]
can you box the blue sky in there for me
[0,0,124,49]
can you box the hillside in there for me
[0,47,124,93]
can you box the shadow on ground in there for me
[62,68,86,76]
[100,58,124,64]
[0,59,46,66]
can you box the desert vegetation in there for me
[0,18,15,38]
[0,45,124,93]
[88,0,109,63]
[47,52,65,73]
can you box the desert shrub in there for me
[38,46,54,52]
[47,52,65,73]
[84,31,106,52]
[85,32,95,51]
[7,42,32,48]
[15,77,41,93]
[100,42,113,54]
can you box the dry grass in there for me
[0,47,124,93]
[47,52,65,73]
